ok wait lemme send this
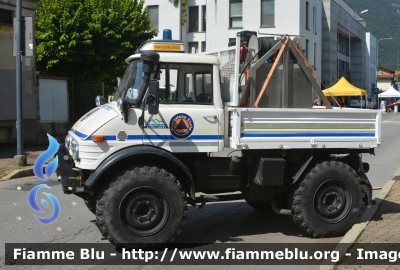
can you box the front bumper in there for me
[56,143,84,194]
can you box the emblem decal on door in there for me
[145,111,169,129]
[170,113,194,139]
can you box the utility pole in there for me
[14,0,26,166]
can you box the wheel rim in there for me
[119,187,169,237]
[313,180,352,224]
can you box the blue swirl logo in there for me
[29,134,61,225]
[34,134,59,181]
[28,184,61,224]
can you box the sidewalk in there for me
[334,172,400,269]
[0,146,46,180]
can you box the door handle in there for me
[206,115,217,119]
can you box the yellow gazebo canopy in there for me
[322,77,366,96]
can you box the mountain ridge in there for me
[345,0,400,71]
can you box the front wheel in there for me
[96,165,187,247]
[292,161,362,237]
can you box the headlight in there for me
[65,135,71,149]
[95,95,106,107]
[71,139,79,160]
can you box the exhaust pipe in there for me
[271,200,292,216]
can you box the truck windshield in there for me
[114,61,144,102]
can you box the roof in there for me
[378,74,395,79]
[125,53,219,65]
[322,77,366,96]
[378,66,395,74]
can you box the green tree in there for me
[172,0,188,25]
[35,0,156,83]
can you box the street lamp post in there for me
[348,9,368,83]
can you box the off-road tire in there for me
[245,199,272,213]
[292,161,362,237]
[84,197,97,215]
[96,165,187,248]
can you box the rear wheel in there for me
[96,165,187,247]
[292,161,362,237]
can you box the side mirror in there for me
[148,80,159,115]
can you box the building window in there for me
[305,39,309,60]
[305,2,309,30]
[202,5,206,31]
[230,0,242,28]
[188,42,198,53]
[314,43,317,69]
[228,38,236,47]
[337,33,349,56]
[261,0,274,27]
[313,6,317,34]
[189,6,199,32]
[337,59,349,80]
[0,8,13,26]
[202,41,206,52]
[148,6,159,30]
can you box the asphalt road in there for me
[1,112,400,270]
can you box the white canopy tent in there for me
[378,87,400,98]
[378,87,400,111]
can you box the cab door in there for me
[142,62,219,153]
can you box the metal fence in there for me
[69,81,116,123]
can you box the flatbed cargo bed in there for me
[228,107,381,150]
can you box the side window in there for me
[193,73,212,104]
[195,73,212,95]
[158,65,178,102]
[169,69,178,101]
[157,63,213,104]
[185,73,195,99]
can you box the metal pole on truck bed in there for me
[254,37,289,108]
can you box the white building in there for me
[145,0,207,53]
[365,32,377,97]
[144,0,376,95]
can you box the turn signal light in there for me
[92,135,105,142]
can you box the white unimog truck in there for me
[57,31,381,248]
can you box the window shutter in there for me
[261,0,274,26]
[230,1,242,17]
[189,6,199,32]
[148,6,159,29]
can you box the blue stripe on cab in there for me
[127,135,142,140]
[241,132,375,138]
[144,135,222,140]
[74,130,87,139]
[71,130,223,141]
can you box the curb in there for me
[0,167,34,181]
[319,167,400,270]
